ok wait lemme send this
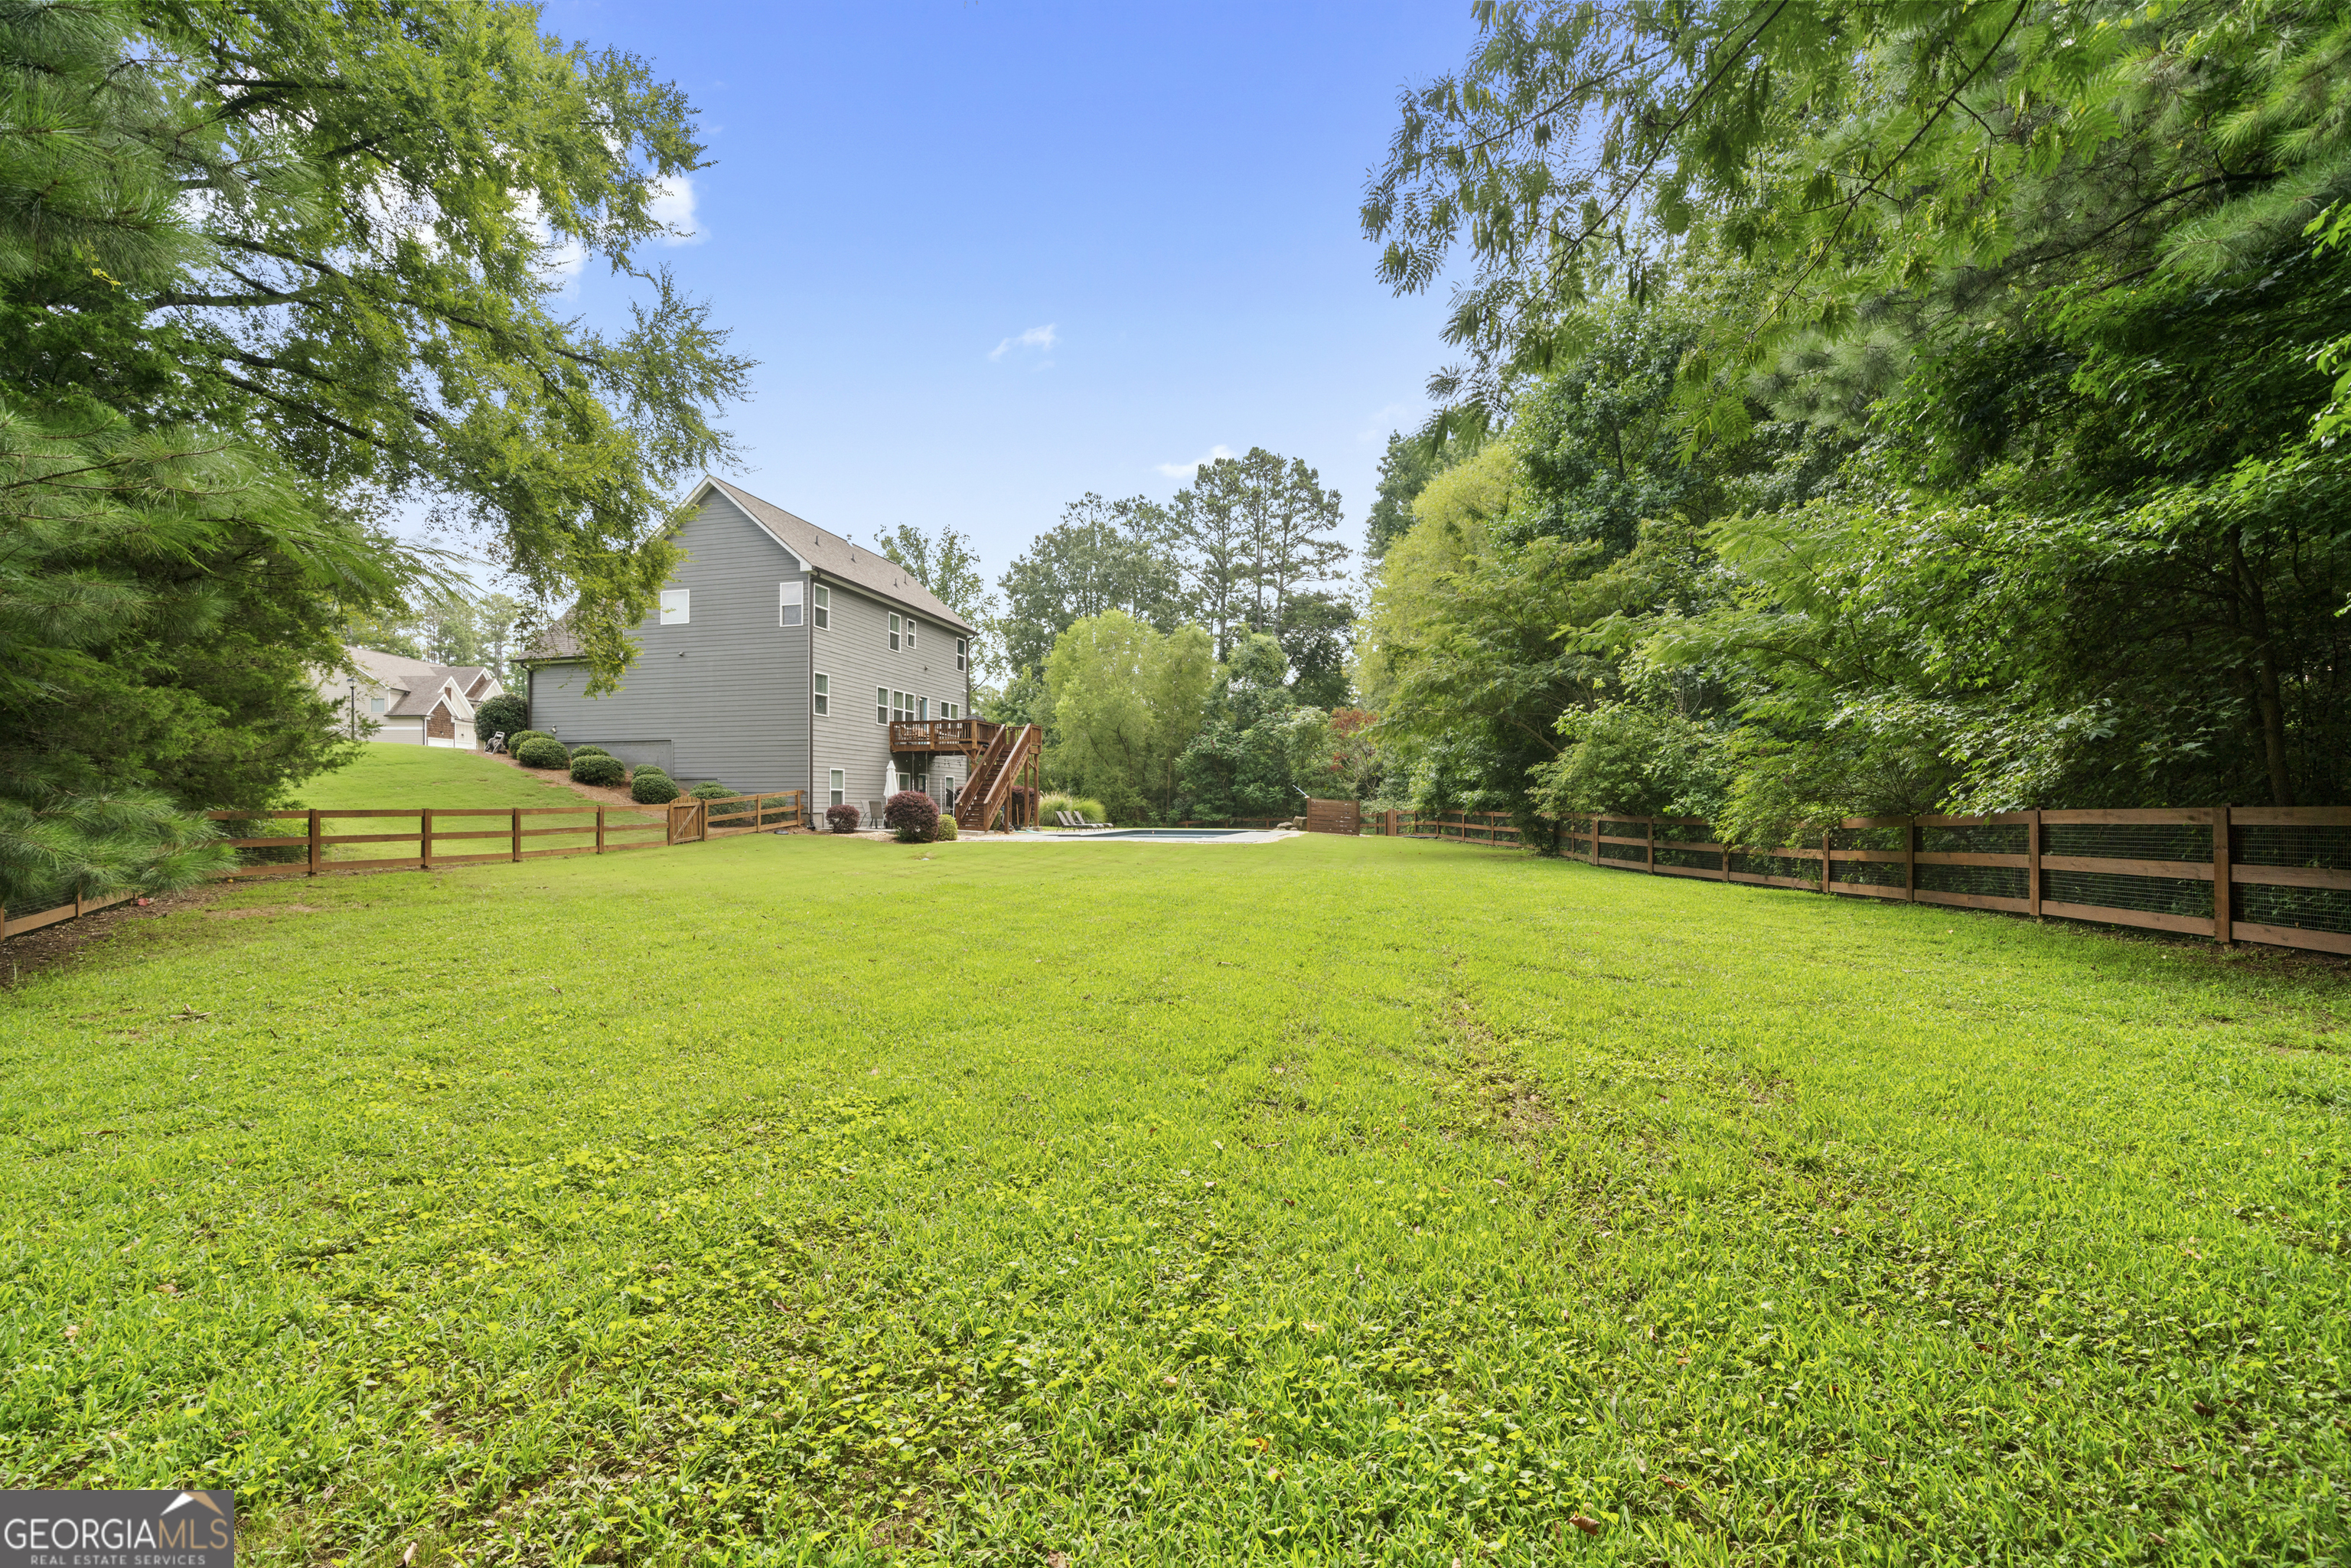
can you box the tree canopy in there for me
[1350,0,2351,839]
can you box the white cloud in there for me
[649,175,703,246]
[1357,401,1417,443]
[514,190,582,286]
[1155,443,1238,479]
[989,324,1058,361]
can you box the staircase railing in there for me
[957,723,1039,832]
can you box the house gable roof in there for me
[520,478,978,663]
[696,477,974,633]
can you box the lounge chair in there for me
[1078,812,1111,828]
[1055,810,1082,830]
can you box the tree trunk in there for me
[2231,529,2295,807]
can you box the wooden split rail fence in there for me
[2,791,806,940]
[1558,807,2351,958]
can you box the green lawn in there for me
[278,744,660,861]
[291,743,609,811]
[2,834,2346,1565]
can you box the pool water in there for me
[1080,828,1259,840]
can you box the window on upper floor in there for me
[369,696,386,715]
[780,580,804,628]
[888,612,900,650]
[659,588,690,624]
[814,673,830,717]
[905,618,918,651]
[876,686,889,723]
[813,585,830,630]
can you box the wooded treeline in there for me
[1351,0,2351,846]
[879,448,1371,825]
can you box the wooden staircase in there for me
[956,723,1042,833]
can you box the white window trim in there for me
[813,672,830,717]
[659,588,690,625]
[828,768,844,808]
[955,636,967,671]
[813,583,830,631]
[779,579,804,628]
[888,611,900,651]
[876,686,888,723]
[906,619,918,651]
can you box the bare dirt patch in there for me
[3,885,228,988]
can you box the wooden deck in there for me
[889,719,1001,755]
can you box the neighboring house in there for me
[520,477,977,820]
[322,648,504,748]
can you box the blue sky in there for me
[533,0,1481,592]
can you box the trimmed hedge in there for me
[569,745,612,760]
[934,812,959,841]
[687,780,736,800]
[883,790,939,843]
[475,693,528,740]
[570,754,624,786]
[630,771,680,805]
[824,804,861,833]
[514,736,569,769]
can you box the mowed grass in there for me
[283,744,660,861]
[2,834,2348,1566]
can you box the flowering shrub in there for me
[883,790,939,843]
[825,804,861,833]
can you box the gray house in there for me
[521,477,983,823]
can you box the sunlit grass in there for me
[2,833,2346,1564]
[277,743,660,862]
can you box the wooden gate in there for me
[668,800,706,844]
[1303,798,1361,835]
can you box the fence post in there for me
[1589,816,1599,867]
[597,807,607,854]
[1903,814,1916,901]
[308,809,322,877]
[511,807,522,862]
[2212,804,2232,946]
[1645,818,1656,874]
[1821,828,1832,894]
[421,808,434,872]
[2027,808,2043,919]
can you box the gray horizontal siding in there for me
[527,491,811,794]
[812,579,973,813]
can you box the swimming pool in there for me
[1080,828,1258,840]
